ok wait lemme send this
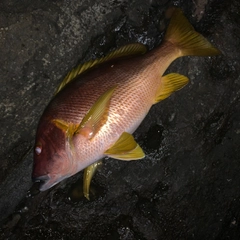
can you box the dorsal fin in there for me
[55,43,147,94]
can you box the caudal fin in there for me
[164,9,221,56]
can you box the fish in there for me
[32,8,220,196]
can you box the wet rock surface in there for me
[0,0,240,239]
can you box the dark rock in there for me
[0,0,240,239]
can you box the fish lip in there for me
[32,174,69,191]
[39,181,57,191]
[32,174,54,191]
[32,175,50,183]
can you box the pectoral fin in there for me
[76,86,117,139]
[83,160,102,200]
[52,119,78,151]
[52,119,78,138]
[104,132,145,160]
[52,119,69,132]
[154,73,189,103]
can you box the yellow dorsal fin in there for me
[154,73,189,103]
[104,132,145,160]
[76,86,117,139]
[55,43,147,94]
[164,8,221,57]
[83,160,102,200]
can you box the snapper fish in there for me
[32,9,220,198]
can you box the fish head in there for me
[32,119,74,191]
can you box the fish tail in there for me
[164,9,221,56]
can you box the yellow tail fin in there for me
[164,9,221,56]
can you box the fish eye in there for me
[35,145,42,155]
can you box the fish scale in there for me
[32,9,220,194]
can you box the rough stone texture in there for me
[0,0,240,239]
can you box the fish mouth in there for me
[32,174,68,191]
[32,174,57,191]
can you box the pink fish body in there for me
[32,9,220,191]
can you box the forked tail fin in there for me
[164,9,221,57]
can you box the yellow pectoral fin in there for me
[154,73,189,103]
[52,119,78,151]
[104,132,145,160]
[76,86,117,139]
[55,43,147,94]
[52,119,78,136]
[83,160,102,200]
[52,119,69,132]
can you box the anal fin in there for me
[154,73,189,103]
